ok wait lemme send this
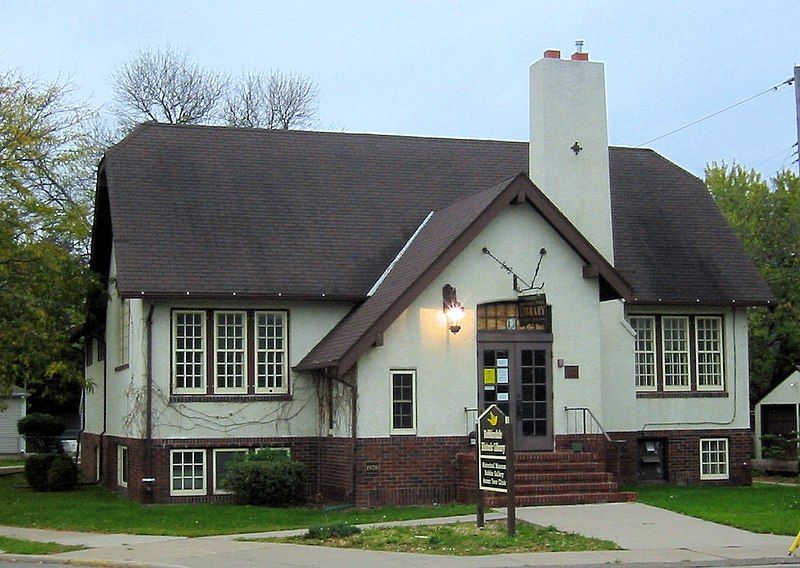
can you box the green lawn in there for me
[634,482,800,535]
[265,520,620,556]
[0,475,473,537]
[0,535,84,555]
[0,457,25,467]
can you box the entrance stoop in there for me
[457,450,637,506]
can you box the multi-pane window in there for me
[117,445,128,487]
[662,316,690,390]
[170,449,206,496]
[214,312,247,393]
[630,317,656,390]
[255,312,287,394]
[213,448,247,494]
[696,317,724,390]
[391,370,416,433]
[173,311,206,393]
[699,438,729,480]
[119,299,130,366]
[629,314,726,393]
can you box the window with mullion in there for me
[214,311,247,394]
[661,316,690,391]
[630,316,656,391]
[699,438,729,480]
[173,311,206,393]
[696,316,724,391]
[390,370,416,434]
[255,311,288,394]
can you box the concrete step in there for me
[486,491,637,507]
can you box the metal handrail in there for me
[564,406,615,442]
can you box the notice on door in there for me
[477,404,509,493]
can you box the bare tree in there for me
[225,70,318,130]
[113,47,227,127]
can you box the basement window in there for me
[699,438,729,480]
[170,449,206,496]
[213,449,248,495]
[117,445,128,488]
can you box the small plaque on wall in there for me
[564,365,579,379]
[365,462,380,472]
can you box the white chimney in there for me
[529,47,614,263]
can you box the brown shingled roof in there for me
[92,123,773,308]
[296,174,631,374]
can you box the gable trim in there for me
[296,174,632,376]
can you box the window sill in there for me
[169,394,292,403]
[390,430,417,436]
[636,391,728,399]
[114,363,130,372]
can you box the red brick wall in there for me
[319,437,355,502]
[608,428,753,486]
[353,436,471,507]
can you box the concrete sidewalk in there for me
[0,503,797,567]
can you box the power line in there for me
[753,142,798,170]
[636,77,795,148]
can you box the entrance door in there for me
[478,342,552,451]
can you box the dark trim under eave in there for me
[627,299,775,307]
[118,292,365,302]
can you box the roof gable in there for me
[296,174,630,375]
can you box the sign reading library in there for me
[477,404,509,493]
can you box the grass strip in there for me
[633,482,800,535]
[0,535,85,555]
[262,520,620,556]
[0,474,473,537]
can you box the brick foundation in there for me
[607,428,753,486]
[80,428,751,505]
[353,436,471,507]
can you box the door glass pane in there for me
[520,348,548,440]
[482,349,510,416]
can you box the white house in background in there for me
[81,48,773,506]
[0,386,27,454]
[754,368,800,459]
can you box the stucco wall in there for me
[356,203,605,438]
[150,298,353,439]
[602,305,751,432]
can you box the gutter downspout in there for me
[144,303,155,502]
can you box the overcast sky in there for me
[3,1,799,178]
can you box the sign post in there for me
[476,404,516,536]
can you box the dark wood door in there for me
[478,342,552,451]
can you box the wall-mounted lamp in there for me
[442,284,465,334]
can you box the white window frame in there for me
[629,316,657,391]
[390,370,417,435]
[212,448,248,495]
[695,316,725,391]
[254,311,289,394]
[661,316,690,391]
[172,310,207,394]
[213,311,248,394]
[119,298,130,366]
[117,445,128,488]
[170,449,207,496]
[699,438,729,480]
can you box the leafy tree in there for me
[0,69,97,409]
[706,163,800,403]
